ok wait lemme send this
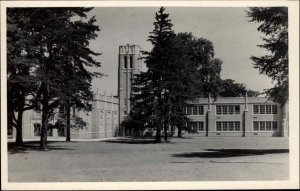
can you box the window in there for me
[189,105,204,115]
[124,56,127,68]
[124,110,127,115]
[260,105,265,114]
[235,106,240,114]
[266,105,272,114]
[253,105,278,114]
[129,56,133,68]
[216,106,222,115]
[216,121,241,132]
[222,106,227,115]
[266,121,272,130]
[198,122,204,131]
[253,121,278,131]
[222,122,228,131]
[216,105,240,115]
[272,105,278,114]
[229,122,234,131]
[192,106,198,115]
[216,122,222,131]
[253,121,259,131]
[191,122,198,131]
[186,106,192,115]
[260,121,265,131]
[188,122,204,132]
[253,105,259,114]
[198,106,204,115]
[228,106,234,114]
[34,123,41,136]
[235,122,240,131]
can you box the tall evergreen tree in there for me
[246,7,288,105]
[7,8,101,150]
[132,8,260,140]
[131,7,176,142]
[7,9,40,145]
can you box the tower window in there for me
[124,56,127,68]
[130,56,133,68]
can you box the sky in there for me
[87,7,273,96]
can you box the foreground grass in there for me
[8,137,289,182]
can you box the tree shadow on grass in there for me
[103,138,158,144]
[103,137,179,144]
[171,149,289,158]
[8,141,74,154]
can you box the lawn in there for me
[7,136,289,182]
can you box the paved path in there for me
[7,137,289,182]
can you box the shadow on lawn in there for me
[8,141,74,154]
[171,149,289,158]
[103,137,179,144]
[103,138,158,144]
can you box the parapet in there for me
[119,44,141,55]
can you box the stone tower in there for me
[118,44,142,135]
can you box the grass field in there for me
[7,136,289,182]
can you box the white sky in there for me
[88,7,274,96]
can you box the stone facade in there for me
[11,92,119,140]
[118,44,143,135]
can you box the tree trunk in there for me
[155,125,161,143]
[66,103,71,142]
[7,102,14,137]
[40,84,49,151]
[178,122,183,138]
[15,93,26,145]
[40,110,49,151]
[163,121,168,141]
[15,110,24,145]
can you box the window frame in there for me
[198,121,204,131]
[188,121,205,132]
[253,104,278,115]
[216,105,240,115]
[185,105,204,115]
[216,121,241,132]
[253,121,278,132]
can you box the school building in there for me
[8,44,289,140]
[184,95,289,137]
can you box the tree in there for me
[167,33,207,138]
[8,8,101,150]
[246,7,288,105]
[218,79,259,97]
[131,7,176,142]
[7,9,40,145]
[38,8,101,150]
[169,33,229,137]
[59,71,95,142]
